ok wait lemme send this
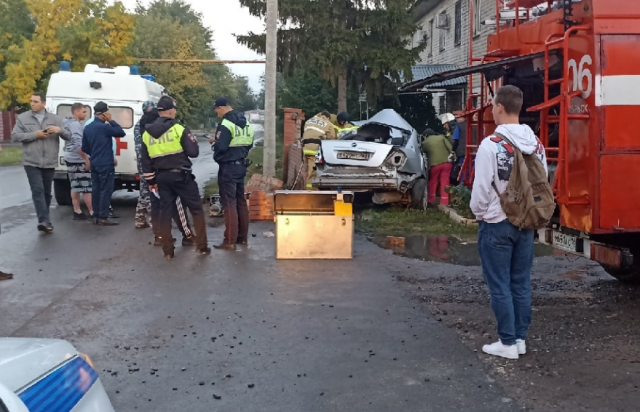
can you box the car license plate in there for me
[552,231,578,253]
[337,151,369,160]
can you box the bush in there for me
[446,185,474,219]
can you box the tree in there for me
[232,75,257,112]
[131,0,239,127]
[238,0,426,112]
[0,0,134,109]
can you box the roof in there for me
[400,51,556,92]
[399,64,466,91]
[353,109,414,134]
[47,66,167,103]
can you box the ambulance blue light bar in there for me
[60,61,71,72]
[141,75,156,82]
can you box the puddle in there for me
[373,234,557,266]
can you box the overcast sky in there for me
[119,0,266,92]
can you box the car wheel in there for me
[54,178,72,206]
[411,178,428,210]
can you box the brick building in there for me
[0,111,17,142]
[408,0,497,115]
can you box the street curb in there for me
[438,205,478,226]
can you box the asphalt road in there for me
[0,147,520,410]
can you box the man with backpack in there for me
[470,85,553,360]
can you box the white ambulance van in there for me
[46,62,167,206]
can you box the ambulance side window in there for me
[109,107,133,129]
[56,105,92,125]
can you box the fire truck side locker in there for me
[274,190,354,259]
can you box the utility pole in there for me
[264,0,278,178]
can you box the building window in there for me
[439,95,447,114]
[454,1,462,46]
[438,13,446,51]
[473,0,482,37]
[429,19,434,56]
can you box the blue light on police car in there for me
[60,61,71,72]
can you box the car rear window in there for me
[56,104,92,125]
[109,107,134,129]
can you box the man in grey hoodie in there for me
[11,92,71,233]
[470,85,548,360]
[63,103,93,220]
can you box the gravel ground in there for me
[390,245,640,412]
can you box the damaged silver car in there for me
[313,109,429,209]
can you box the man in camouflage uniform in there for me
[134,101,155,228]
[134,101,194,246]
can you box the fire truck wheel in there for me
[53,179,72,206]
[411,178,428,210]
[602,264,640,284]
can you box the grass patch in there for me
[0,146,22,167]
[203,179,219,199]
[356,206,478,237]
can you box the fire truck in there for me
[402,0,640,282]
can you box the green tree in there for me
[131,0,238,128]
[238,0,425,112]
[0,0,134,109]
[231,75,257,112]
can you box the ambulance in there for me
[46,62,167,206]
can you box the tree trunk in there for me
[337,72,347,113]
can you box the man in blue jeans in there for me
[470,85,548,360]
[82,102,125,226]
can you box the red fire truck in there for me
[402,0,640,282]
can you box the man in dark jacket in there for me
[141,96,209,260]
[82,101,125,226]
[209,98,254,250]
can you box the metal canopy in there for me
[399,51,553,92]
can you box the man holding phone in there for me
[11,92,71,233]
[82,101,126,226]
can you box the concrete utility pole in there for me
[264,0,278,178]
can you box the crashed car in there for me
[313,109,429,209]
[0,338,115,412]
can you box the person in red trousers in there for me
[422,129,454,206]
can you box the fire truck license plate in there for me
[553,231,578,253]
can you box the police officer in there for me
[210,98,254,250]
[301,111,335,189]
[140,96,210,260]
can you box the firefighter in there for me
[140,96,210,260]
[331,111,359,138]
[210,97,254,250]
[302,111,336,189]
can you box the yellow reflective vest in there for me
[142,124,185,158]
[221,119,254,147]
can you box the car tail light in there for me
[385,150,407,169]
[315,150,324,164]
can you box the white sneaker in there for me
[482,341,519,360]
[516,339,526,355]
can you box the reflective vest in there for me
[142,124,185,158]
[221,119,254,147]
[333,123,359,139]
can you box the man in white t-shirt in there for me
[470,85,548,360]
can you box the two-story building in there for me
[407,0,498,115]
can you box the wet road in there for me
[0,159,521,409]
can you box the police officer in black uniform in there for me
[209,98,254,250]
[141,96,210,260]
